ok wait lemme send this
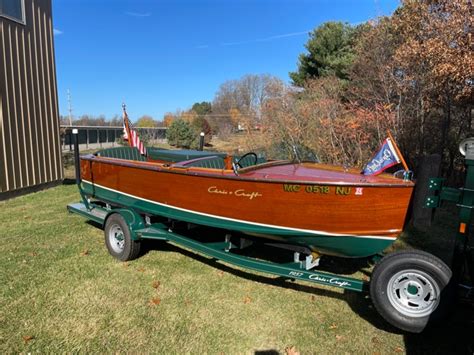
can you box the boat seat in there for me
[172,155,226,169]
[96,147,147,161]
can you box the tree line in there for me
[59,114,166,128]
[65,0,472,180]
[168,0,471,181]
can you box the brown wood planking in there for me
[0,0,62,194]
[81,158,414,237]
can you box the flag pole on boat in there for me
[121,103,147,156]
[122,103,132,149]
[362,130,410,177]
[387,130,409,172]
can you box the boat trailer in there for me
[67,201,367,292]
[67,131,474,333]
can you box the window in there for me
[0,0,25,24]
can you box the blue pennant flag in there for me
[362,138,401,175]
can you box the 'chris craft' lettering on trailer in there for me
[289,271,351,287]
[207,186,262,200]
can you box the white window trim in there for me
[0,0,26,25]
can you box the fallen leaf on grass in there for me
[394,346,404,353]
[217,270,224,277]
[123,262,129,268]
[243,296,251,304]
[371,337,379,344]
[149,297,161,306]
[285,346,300,355]
[310,295,316,302]
[28,252,37,257]
[137,267,145,273]
[80,249,89,256]
[22,335,34,343]
[152,280,160,289]
[329,323,338,330]
[335,335,344,341]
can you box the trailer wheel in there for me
[370,250,452,333]
[104,213,141,261]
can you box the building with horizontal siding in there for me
[0,0,62,199]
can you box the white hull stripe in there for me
[82,180,398,241]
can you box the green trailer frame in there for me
[67,201,368,292]
[425,138,474,284]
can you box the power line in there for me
[170,113,259,118]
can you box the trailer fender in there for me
[103,208,145,241]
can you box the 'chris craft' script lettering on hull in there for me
[208,186,262,200]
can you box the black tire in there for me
[104,213,141,261]
[370,250,452,333]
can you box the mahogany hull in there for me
[80,156,414,257]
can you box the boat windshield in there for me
[263,142,320,163]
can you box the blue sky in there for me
[53,0,400,121]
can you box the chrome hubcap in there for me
[108,224,125,253]
[387,269,440,317]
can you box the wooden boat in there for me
[78,146,414,258]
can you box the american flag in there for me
[122,104,147,156]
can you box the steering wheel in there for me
[235,152,258,168]
[232,152,258,175]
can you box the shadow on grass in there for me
[63,178,77,185]
[344,281,474,353]
[144,238,349,301]
[403,300,474,354]
[140,234,399,333]
[142,229,474,353]
[86,216,474,353]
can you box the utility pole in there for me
[67,89,73,126]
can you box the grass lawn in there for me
[1,181,473,353]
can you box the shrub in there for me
[166,119,195,148]
[191,116,212,146]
